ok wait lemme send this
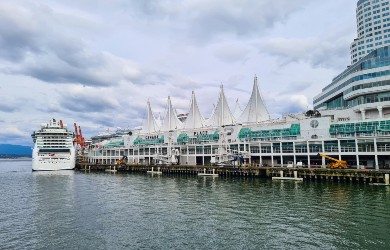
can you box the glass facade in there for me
[351,0,390,64]
[314,46,390,110]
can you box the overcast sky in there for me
[0,0,357,146]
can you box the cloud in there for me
[0,0,358,146]
[278,81,313,95]
[92,0,310,44]
[213,44,250,63]
[179,0,310,42]
[0,127,26,137]
[0,2,140,87]
[0,102,18,112]
[266,94,309,118]
[56,86,120,113]
[258,35,351,69]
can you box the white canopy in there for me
[141,100,160,134]
[207,85,235,127]
[184,91,206,129]
[233,98,243,120]
[238,75,270,123]
[161,96,183,131]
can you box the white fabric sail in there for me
[141,100,160,134]
[233,98,243,120]
[184,91,206,129]
[238,75,270,123]
[207,85,235,127]
[155,112,163,128]
[161,96,183,131]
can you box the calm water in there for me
[0,159,389,250]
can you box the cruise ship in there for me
[85,0,390,170]
[31,118,76,171]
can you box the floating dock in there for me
[105,166,117,173]
[272,170,303,181]
[198,168,219,177]
[147,167,162,175]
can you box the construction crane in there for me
[74,123,86,162]
[117,155,128,166]
[78,125,85,149]
[73,123,85,147]
[317,153,347,169]
[74,123,79,144]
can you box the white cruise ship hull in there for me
[32,147,76,171]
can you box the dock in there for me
[105,166,117,173]
[147,167,162,175]
[197,168,219,177]
[272,170,303,181]
[76,163,390,185]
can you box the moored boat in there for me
[31,118,76,171]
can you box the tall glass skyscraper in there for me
[351,0,390,64]
[314,0,390,115]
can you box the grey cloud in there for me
[181,0,310,42]
[0,2,140,87]
[0,4,42,62]
[58,92,119,113]
[269,100,306,118]
[0,103,18,112]
[266,94,309,118]
[87,0,310,43]
[213,45,250,63]
[258,34,352,69]
[278,81,313,95]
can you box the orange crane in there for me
[73,123,85,148]
[117,155,128,166]
[74,123,79,144]
[78,125,85,148]
[318,153,347,169]
[74,123,86,162]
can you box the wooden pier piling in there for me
[75,163,390,185]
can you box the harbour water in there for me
[1,159,389,249]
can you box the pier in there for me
[76,163,390,185]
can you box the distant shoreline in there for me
[0,155,32,159]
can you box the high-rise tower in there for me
[314,0,390,113]
[350,0,390,64]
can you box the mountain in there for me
[0,144,32,157]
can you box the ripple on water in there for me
[1,162,390,249]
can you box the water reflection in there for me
[1,161,390,249]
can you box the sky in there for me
[0,0,358,146]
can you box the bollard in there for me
[294,171,298,179]
[280,170,284,178]
[385,174,389,185]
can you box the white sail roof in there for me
[161,96,183,131]
[141,100,160,134]
[155,112,163,128]
[238,75,270,123]
[207,85,235,127]
[233,98,243,120]
[184,91,206,129]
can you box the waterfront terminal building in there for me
[86,0,390,170]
